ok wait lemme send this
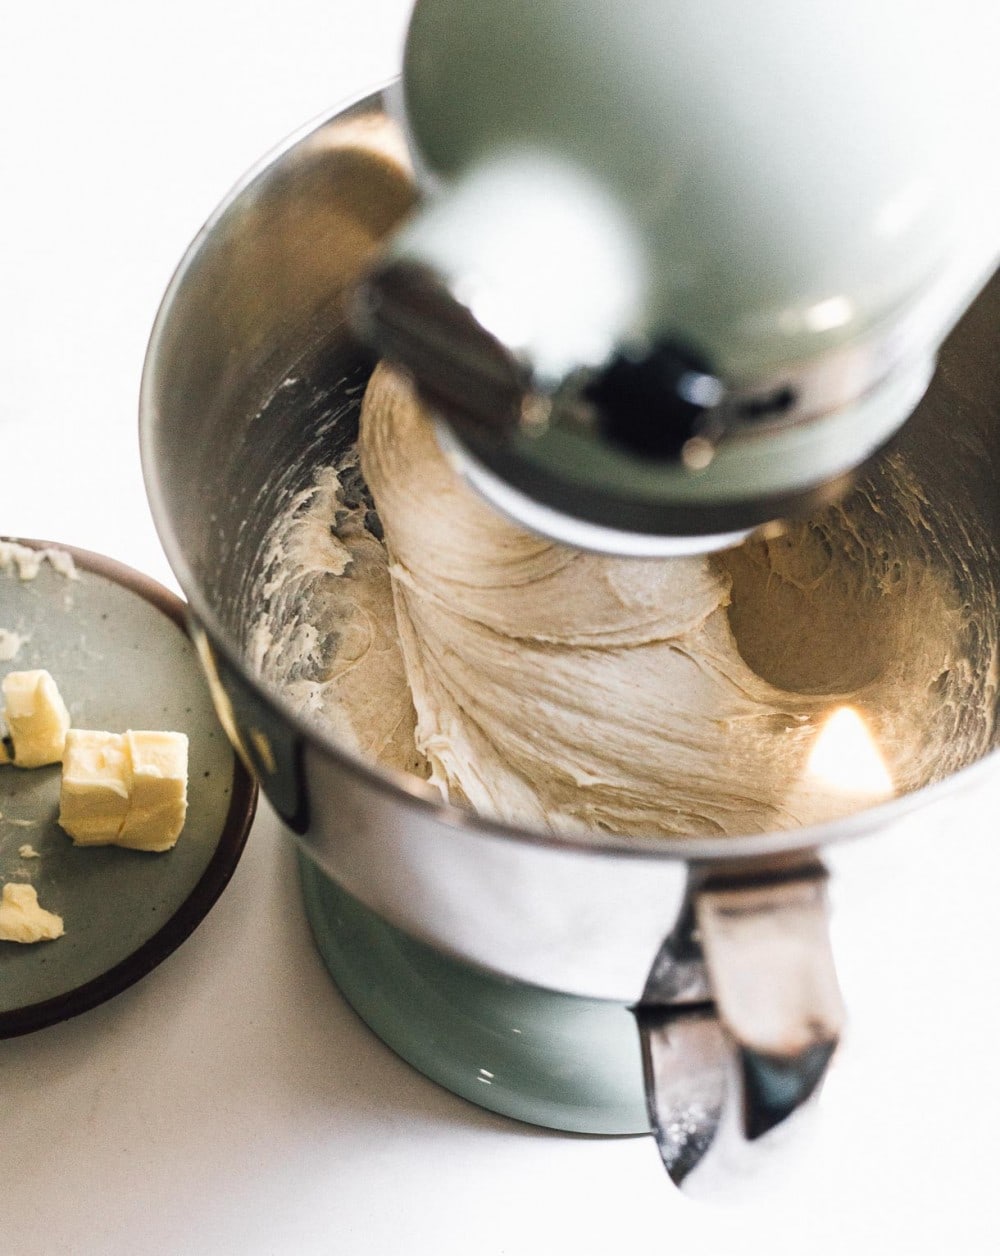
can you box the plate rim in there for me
[0,537,258,1039]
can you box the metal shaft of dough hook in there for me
[636,871,845,1192]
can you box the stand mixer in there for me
[356,0,1000,555]
[140,0,1000,1201]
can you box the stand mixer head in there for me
[355,0,1000,555]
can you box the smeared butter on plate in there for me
[0,540,77,582]
[0,630,25,663]
[0,883,63,944]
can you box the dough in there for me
[250,362,996,839]
[247,464,429,779]
[356,365,993,836]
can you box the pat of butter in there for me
[118,731,189,852]
[0,882,64,944]
[58,730,131,845]
[59,729,189,852]
[1,669,70,767]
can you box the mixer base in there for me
[298,852,650,1135]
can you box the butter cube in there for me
[117,730,189,852]
[58,728,189,852]
[1,669,70,767]
[0,882,64,943]
[58,730,131,845]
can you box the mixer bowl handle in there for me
[636,870,844,1194]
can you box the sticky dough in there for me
[250,363,996,838]
[353,364,995,837]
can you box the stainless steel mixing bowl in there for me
[140,87,1000,1189]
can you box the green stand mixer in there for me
[140,0,1000,1198]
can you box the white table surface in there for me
[2,4,999,1253]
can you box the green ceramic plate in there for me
[0,538,256,1037]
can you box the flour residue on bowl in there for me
[247,365,998,839]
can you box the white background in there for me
[2,3,999,1253]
